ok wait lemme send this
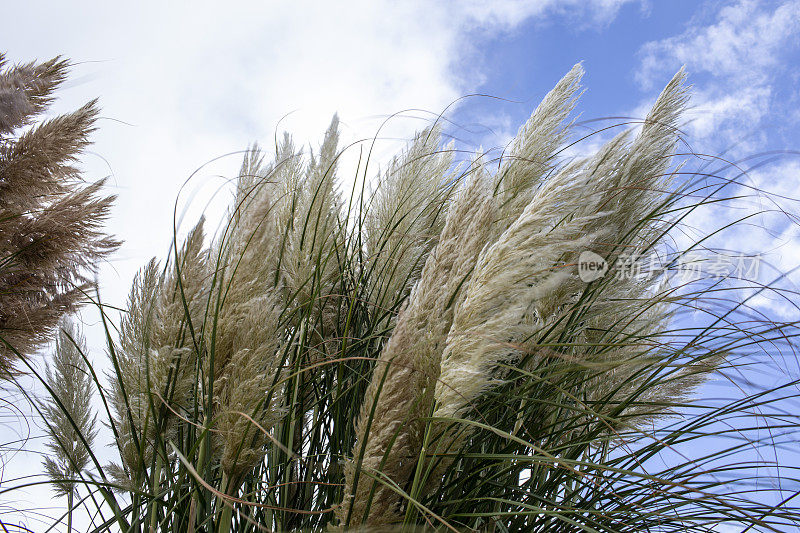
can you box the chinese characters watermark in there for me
[578,250,762,283]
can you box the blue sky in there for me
[451,1,703,131]
[456,0,799,154]
[2,0,800,530]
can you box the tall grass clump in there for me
[4,58,800,532]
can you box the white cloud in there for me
[634,2,800,322]
[686,84,771,152]
[638,0,800,87]
[636,0,800,155]
[662,154,800,322]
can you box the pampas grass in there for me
[41,318,97,533]
[364,125,457,329]
[0,54,118,376]
[339,165,498,527]
[4,57,800,533]
[434,68,689,422]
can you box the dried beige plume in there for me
[107,260,159,487]
[0,54,118,376]
[108,219,207,487]
[340,165,497,526]
[210,149,290,488]
[213,286,283,484]
[492,63,583,233]
[364,126,456,327]
[149,218,208,412]
[0,54,68,134]
[41,318,97,498]
[281,116,344,327]
[564,69,705,428]
[432,69,693,455]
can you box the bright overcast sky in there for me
[2,0,800,529]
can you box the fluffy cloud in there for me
[634,1,800,321]
[636,0,800,152]
[638,0,800,86]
